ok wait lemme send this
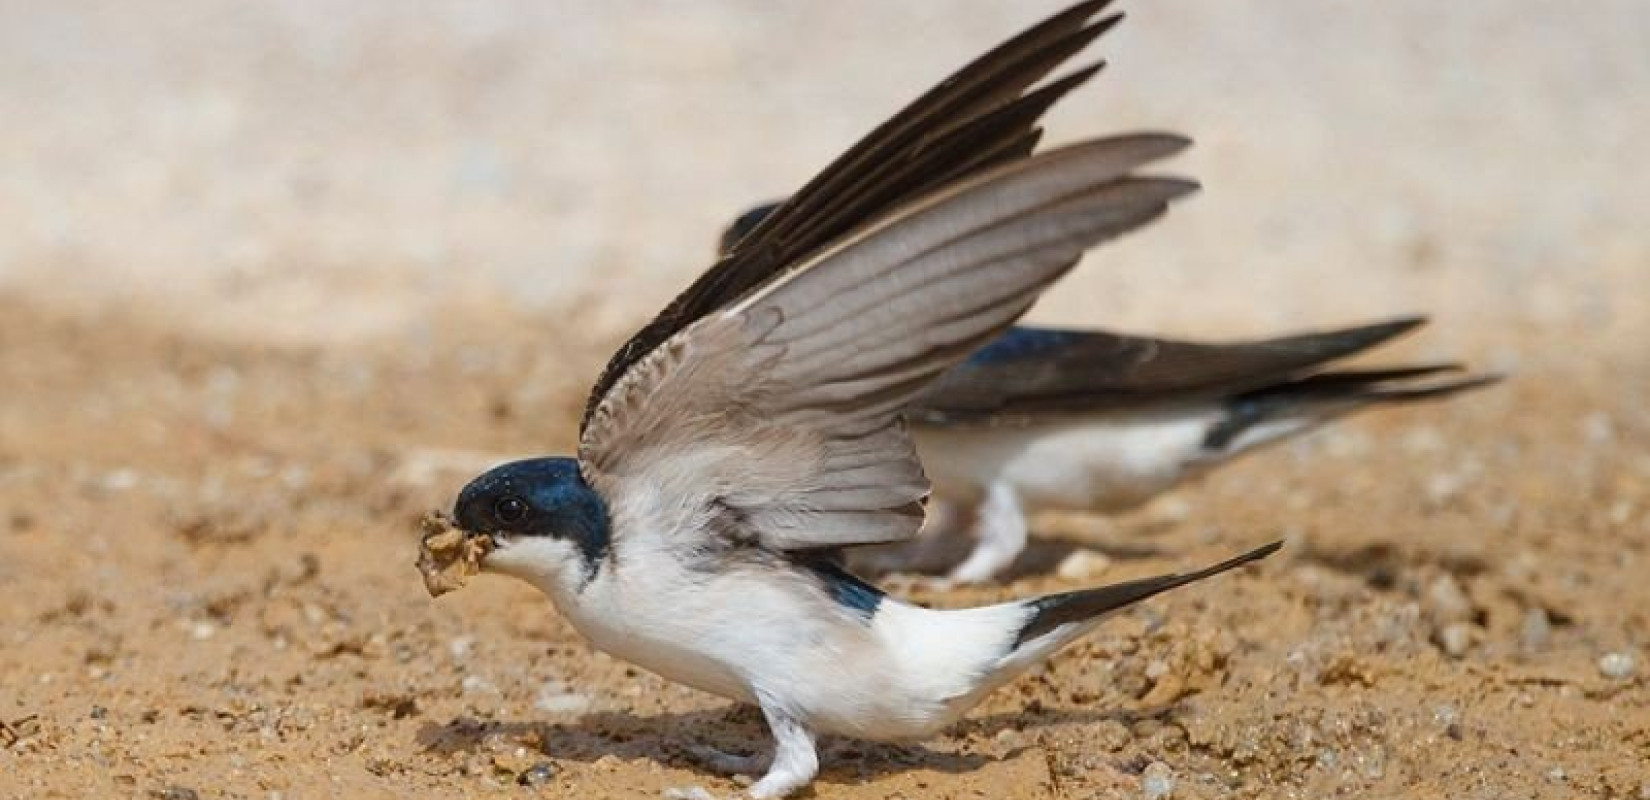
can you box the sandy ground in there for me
[2,2,1648,798]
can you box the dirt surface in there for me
[3,2,1649,799]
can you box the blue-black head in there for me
[453,457,610,583]
[717,199,782,257]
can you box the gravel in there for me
[534,681,594,714]
[663,788,717,800]
[1056,549,1114,582]
[1141,761,1175,800]
[1597,652,1636,680]
[1520,607,1552,651]
[517,762,556,787]
[1436,623,1475,658]
[1423,574,1474,625]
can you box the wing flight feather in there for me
[579,138,1195,551]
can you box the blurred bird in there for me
[443,2,1280,796]
[715,230,1497,584]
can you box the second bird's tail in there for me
[1199,367,1501,456]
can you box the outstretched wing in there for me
[579,138,1195,551]
[909,317,1431,424]
[717,206,1439,427]
[581,0,1124,433]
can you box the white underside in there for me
[913,409,1230,513]
[908,407,1321,581]
[483,528,1032,742]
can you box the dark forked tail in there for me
[1014,541,1282,648]
[1202,366,1502,450]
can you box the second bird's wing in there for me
[908,317,1430,424]
[578,138,1195,551]
[717,208,1434,428]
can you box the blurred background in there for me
[3,3,1648,798]
[3,0,1645,355]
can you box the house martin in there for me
[439,2,1280,796]
[716,231,1496,585]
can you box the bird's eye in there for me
[493,496,529,524]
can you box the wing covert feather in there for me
[581,1,1125,432]
[579,140,1194,551]
[910,316,1430,423]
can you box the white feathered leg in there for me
[746,702,818,799]
[947,481,1027,583]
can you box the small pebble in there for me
[101,469,139,492]
[1093,718,1132,752]
[1546,766,1567,783]
[1423,574,1474,625]
[1433,704,1463,740]
[1520,607,1551,651]
[534,681,593,715]
[1056,549,1113,582]
[1582,411,1614,445]
[1149,496,1192,524]
[1141,761,1175,800]
[152,789,199,800]
[1598,652,1636,680]
[662,788,716,800]
[1401,426,1444,455]
[1608,501,1635,527]
[1425,472,1465,506]
[1436,622,1474,658]
[1322,429,1372,459]
[517,762,556,787]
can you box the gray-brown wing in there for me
[908,317,1430,424]
[581,0,1123,433]
[579,138,1195,551]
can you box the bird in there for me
[444,2,1281,796]
[712,233,1498,584]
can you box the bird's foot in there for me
[747,768,810,799]
[745,699,818,798]
[946,482,1027,583]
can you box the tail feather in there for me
[1265,363,1463,389]
[1202,367,1502,451]
[1013,541,1282,648]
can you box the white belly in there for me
[912,410,1221,513]
[547,540,1021,741]
[559,554,836,705]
